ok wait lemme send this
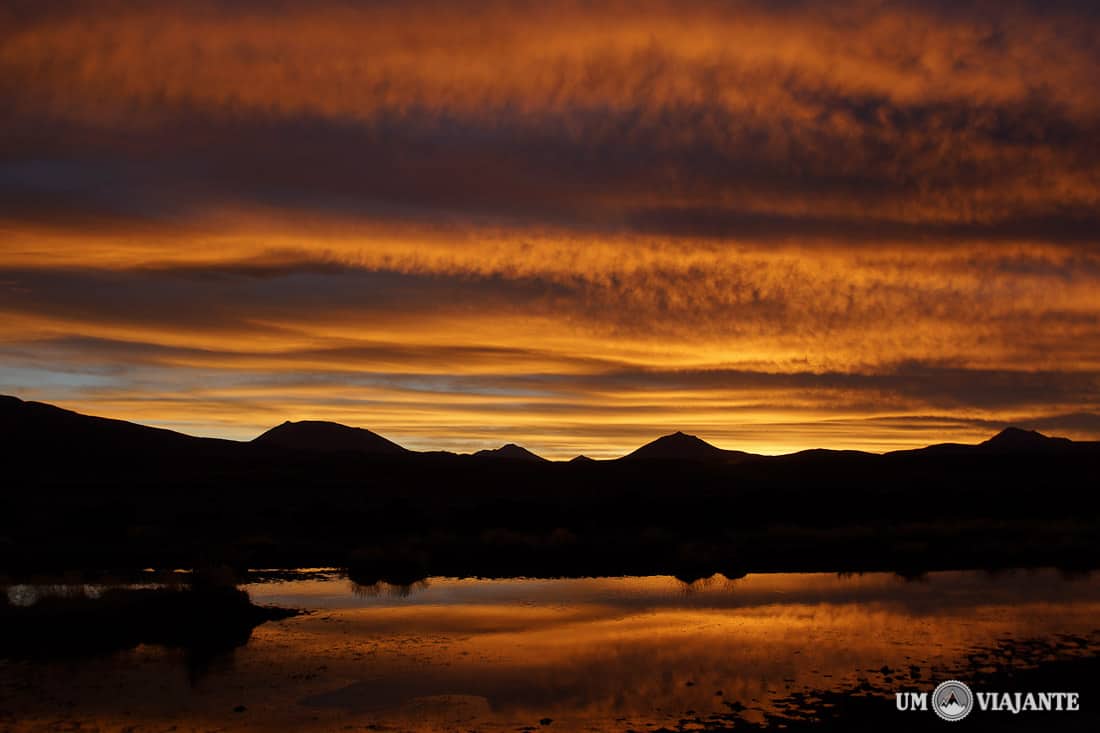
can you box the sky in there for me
[2,0,1100,458]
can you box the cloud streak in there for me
[1,0,1099,455]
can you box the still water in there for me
[2,569,1099,731]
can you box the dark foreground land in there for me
[0,579,298,685]
[1,394,1098,579]
[671,633,1100,731]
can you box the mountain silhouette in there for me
[0,394,238,457]
[253,420,407,455]
[472,443,547,462]
[892,425,1087,457]
[980,426,1074,453]
[3,394,1100,576]
[623,431,758,462]
[5,395,1098,464]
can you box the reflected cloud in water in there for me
[2,569,1098,732]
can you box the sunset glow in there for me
[3,1,1099,457]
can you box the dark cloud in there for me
[2,0,1099,453]
[3,95,1099,245]
[3,1,1100,244]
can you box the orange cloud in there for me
[1,1,1099,456]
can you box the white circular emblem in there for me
[932,680,974,722]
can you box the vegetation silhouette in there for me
[0,574,297,681]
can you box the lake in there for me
[2,568,1098,731]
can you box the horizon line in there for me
[1,393,1067,462]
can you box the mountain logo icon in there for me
[932,680,974,721]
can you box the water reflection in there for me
[1,569,1097,732]
[351,578,432,598]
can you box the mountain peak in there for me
[981,426,1072,452]
[988,426,1046,442]
[624,431,729,461]
[0,394,24,408]
[253,420,407,455]
[472,443,547,461]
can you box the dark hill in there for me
[0,394,238,458]
[472,443,547,461]
[253,420,407,455]
[778,448,877,461]
[2,395,1100,575]
[623,431,757,462]
[888,426,1092,458]
[980,427,1075,453]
